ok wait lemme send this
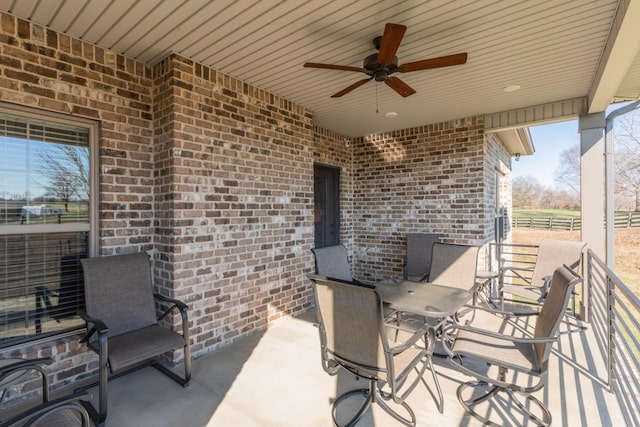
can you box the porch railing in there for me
[586,249,640,427]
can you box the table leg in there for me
[425,327,444,413]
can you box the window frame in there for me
[0,102,99,346]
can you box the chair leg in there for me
[332,378,417,427]
[183,338,192,386]
[97,337,109,426]
[332,388,372,427]
[152,361,190,386]
[183,355,192,386]
[456,380,551,427]
[151,335,191,387]
[181,309,192,386]
[374,390,416,427]
[505,387,552,426]
[77,342,108,427]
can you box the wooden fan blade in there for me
[399,52,468,73]
[304,62,365,73]
[331,78,372,97]
[377,23,407,66]
[385,76,416,97]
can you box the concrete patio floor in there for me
[86,309,625,427]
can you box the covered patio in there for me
[1,1,640,426]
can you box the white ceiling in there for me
[1,0,640,137]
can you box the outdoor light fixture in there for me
[502,84,521,93]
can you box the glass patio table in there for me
[375,279,473,413]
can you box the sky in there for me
[512,120,580,187]
[515,102,638,187]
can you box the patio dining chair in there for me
[422,243,480,348]
[0,357,91,427]
[443,265,582,426]
[310,275,429,427]
[428,243,479,291]
[499,239,586,312]
[311,244,363,284]
[392,243,480,333]
[403,232,441,282]
[78,253,191,426]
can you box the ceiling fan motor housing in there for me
[363,53,398,81]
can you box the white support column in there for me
[578,112,606,259]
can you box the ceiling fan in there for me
[304,23,467,98]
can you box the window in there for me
[0,104,98,347]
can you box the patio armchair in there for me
[309,274,429,427]
[443,265,582,425]
[498,239,586,312]
[78,253,191,426]
[0,357,91,427]
[403,233,441,282]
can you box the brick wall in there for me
[151,55,316,355]
[349,116,510,282]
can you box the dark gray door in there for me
[314,164,340,248]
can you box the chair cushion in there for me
[452,329,540,374]
[108,325,186,374]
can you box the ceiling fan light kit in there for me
[304,23,467,98]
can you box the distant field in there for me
[513,209,580,218]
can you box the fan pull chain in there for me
[376,84,379,114]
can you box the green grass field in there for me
[513,209,580,218]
